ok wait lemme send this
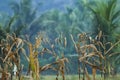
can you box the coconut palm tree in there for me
[88,0,120,41]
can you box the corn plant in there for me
[71,32,105,80]
[0,33,25,80]
[91,31,120,79]
[25,35,43,80]
[71,31,120,80]
[40,33,69,80]
[26,34,54,80]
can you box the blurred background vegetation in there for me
[0,0,120,74]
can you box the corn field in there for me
[0,31,120,80]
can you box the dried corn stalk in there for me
[27,36,42,80]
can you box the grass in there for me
[19,75,120,80]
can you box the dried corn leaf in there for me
[3,42,16,62]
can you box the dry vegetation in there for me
[0,31,120,80]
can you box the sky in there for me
[0,0,13,15]
[0,0,74,16]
